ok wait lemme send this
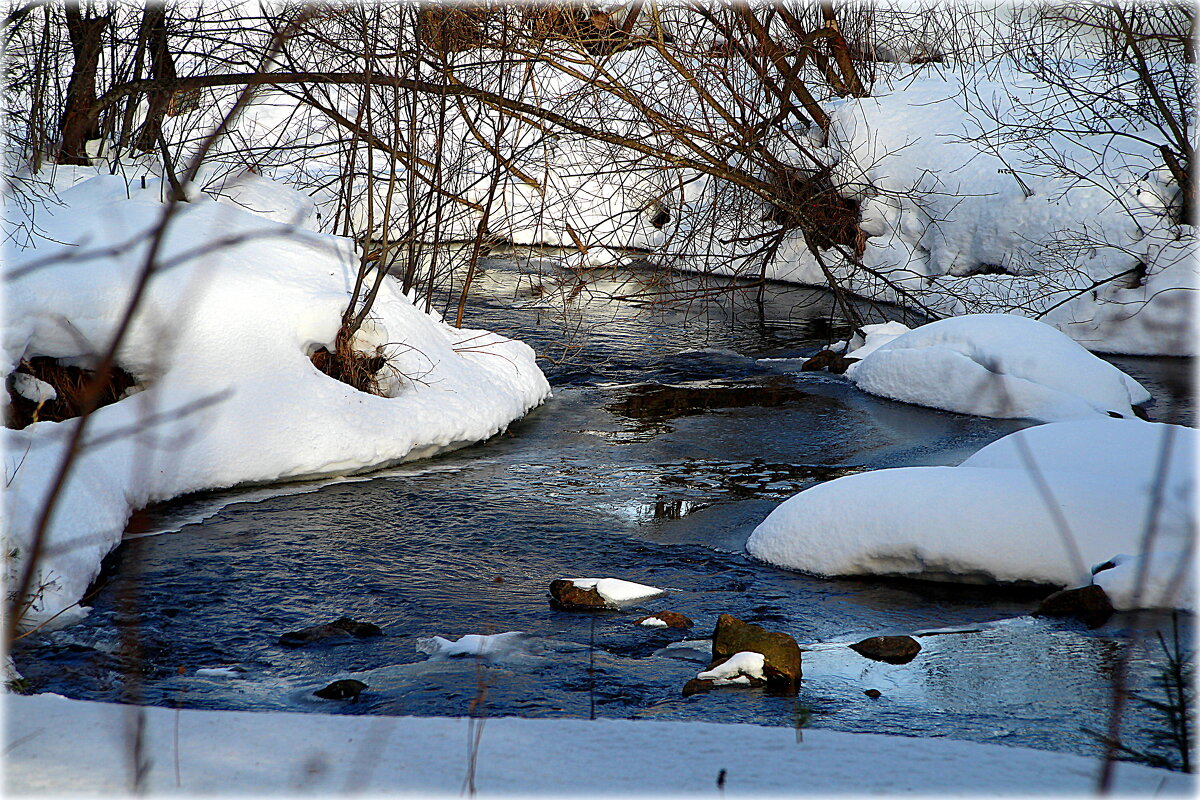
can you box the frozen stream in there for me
[14,256,1194,765]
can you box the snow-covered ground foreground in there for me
[839,315,1152,421]
[5,693,1191,795]
[748,419,1195,609]
[3,171,550,629]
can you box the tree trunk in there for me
[133,4,177,153]
[58,4,109,165]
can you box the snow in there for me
[747,419,1195,610]
[638,617,669,628]
[416,632,529,659]
[10,372,56,404]
[567,578,666,606]
[194,667,242,678]
[3,170,550,630]
[6,694,1190,795]
[841,314,1152,421]
[697,651,766,686]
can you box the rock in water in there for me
[1035,584,1114,629]
[682,678,715,697]
[635,611,694,629]
[710,614,802,695]
[314,679,367,701]
[548,579,609,611]
[279,617,383,648]
[801,349,859,374]
[864,689,882,698]
[849,636,922,664]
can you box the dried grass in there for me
[5,357,137,430]
[309,326,390,396]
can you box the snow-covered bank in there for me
[747,419,1195,609]
[840,314,1152,422]
[3,172,550,629]
[6,693,1191,795]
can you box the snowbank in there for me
[6,694,1190,795]
[747,419,1195,610]
[3,171,550,629]
[842,314,1152,422]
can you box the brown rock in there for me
[1035,584,1114,629]
[279,617,383,648]
[711,614,802,695]
[635,611,694,629]
[864,689,882,698]
[849,635,921,664]
[801,349,859,374]
[549,579,609,611]
[682,678,715,696]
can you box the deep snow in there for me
[5,694,1191,795]
[747,418,1195,609]
[841,314,1152,421]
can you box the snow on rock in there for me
[416,632,528,659]
[747,419,1195,610]
[566,578,666,606]
[696,651,766,686]
[3,171,550,630]
[843,314,1151,421]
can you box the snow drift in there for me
[746,419,1194,610]
[841,314,1152,422]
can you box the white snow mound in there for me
[747,419,1194,610]
[845,314,1151,421]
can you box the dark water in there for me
[14,257,1194,768]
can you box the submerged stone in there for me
[279,617,383,648]
[314,679,367,701]
[850,635,922,665]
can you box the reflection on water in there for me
[13,257,1193,770]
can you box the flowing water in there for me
[14,255,1194,768]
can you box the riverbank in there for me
[6,693,1191,795]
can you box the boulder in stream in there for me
[1034,584,1114,629]
[709,614,802,695]
[313,679,367,701]
[849,635,921,664]
[279,617,383,648]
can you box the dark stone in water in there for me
[314,679,367,701]
[682,678,715,696]
[279,617,383,648]
[635,611,693,629]
[801,349,859,375]
[607,376,811,421]
[864,688,882,698]
[850,635,921,664]
[710,614,801,695]
[549,579,609,611]
[1035,585,1114,629]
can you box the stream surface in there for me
[15,256,1194,767]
